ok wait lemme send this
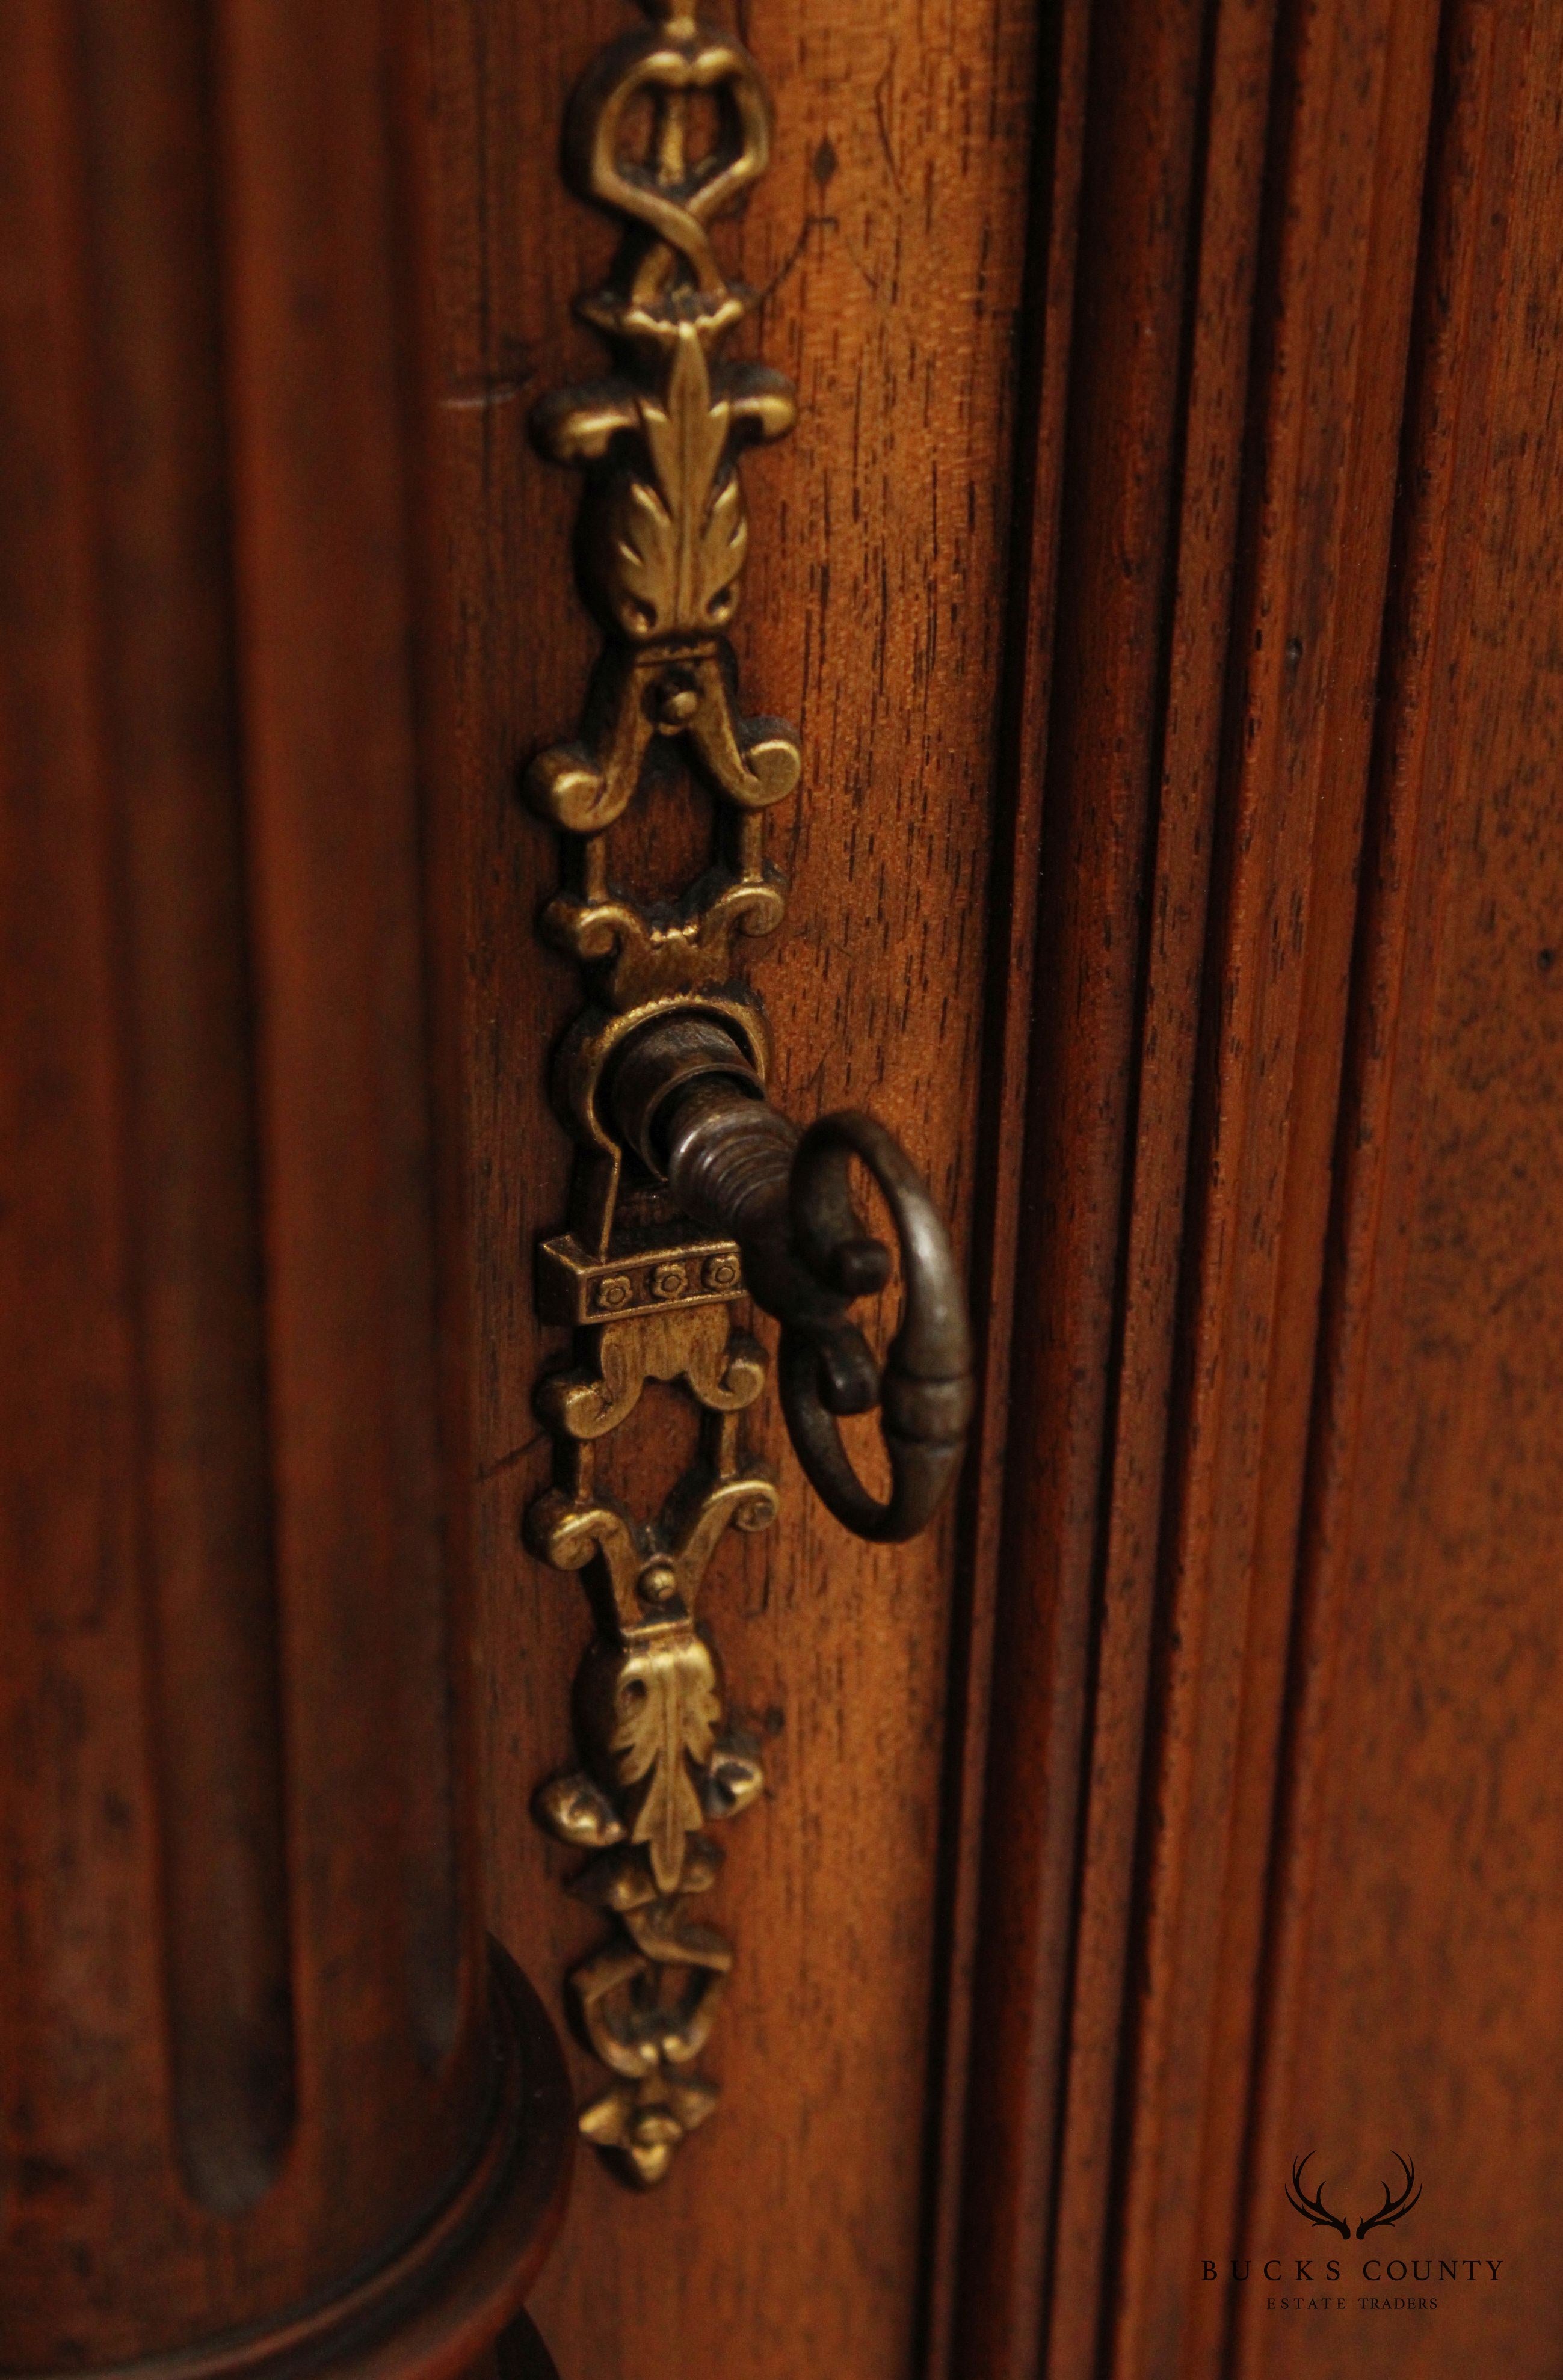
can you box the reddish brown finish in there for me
[951,0,1256,2366]
[918,0,1093,2367]
[942,0,1563,2375]
[9,1,1563,2376]
[422,4,1043,2377]
[422,0,1563,2373]
[404,0,1563,2366]
[1105,0,1441,2366]
[0,7,566,2377]
[1240,2,1556,2370]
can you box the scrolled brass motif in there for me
[525,0,972,2187]
[525,0,796,2193]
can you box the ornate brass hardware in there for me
[524,0,972,2187]
[611,1016,973,1542]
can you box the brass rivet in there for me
[638,1558,679,1606]
[654,671,700,729]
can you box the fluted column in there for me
[0,7,569,2375]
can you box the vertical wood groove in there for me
[1229,4,1538,2372]
[384,0,473,2080]
[1041,5,1283,2372]
[939,0,1494,2370]
[73,0,298,2215]
[213,0,477,2136]
[0,7,538,2362]
[917,0,1093,2367]
[1103,0,1441,2364]
[948,1,1247,2369]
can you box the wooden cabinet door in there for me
[7,5,1558,2380]
[436,1,1563,2375]
[429,2,1033,2373]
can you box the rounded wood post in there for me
[0,7,569,2377]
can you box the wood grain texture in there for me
[427,0,1563,2369]
[950,0,1261,2365]
[1236,2,1559,2371]
[0,5,566,2370]
[1104,0,1441,2366]
[6,2,1554,2375]
[941,0,1548,2373]
[422,3,1040,2376]
[918,0,1093,2369]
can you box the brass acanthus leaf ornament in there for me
[523,0,798,2189]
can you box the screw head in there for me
[638,1557,679,1606]
[654,669,700,730]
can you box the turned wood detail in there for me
[0,11,569,2380]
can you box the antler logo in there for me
[1286,2153,1422,2240]
[1286,2154,1350,2239]
[1355,2153,1421,2239]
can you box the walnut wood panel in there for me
[934,0,1531,2370]
[1239,2,1559,2370]
[1102,2,1443,2367]
[79,2,1548,2375]
[0,7,566,2375]
[421,3,1040,2376]
[950,0,1266,2363]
